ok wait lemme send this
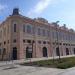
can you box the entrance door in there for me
[43,47,47,57]
[12,47,17,60]
[74,48,75,54]
[56,47,60,56]
[26,47,32,58]
[66,48,69,55]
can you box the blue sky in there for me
[0,0,75,29]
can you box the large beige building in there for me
[0,8,75,60]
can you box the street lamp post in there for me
[55,21,61,61]
[28,40,34,63]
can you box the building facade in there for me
[0,8,75,60]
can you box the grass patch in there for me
[20,57,75,69]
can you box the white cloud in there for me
[0,4,7,13]
[27,0,67,17]
[27,0,52,17]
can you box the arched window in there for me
[26,47,32,58]
[12,47,17,60]
[56,47,60,56]
[3,48,6,55]
[2,48,6,60]
[0,30,2,38]
[74,48,75,54]
[3,27,6,36]
[27,25,31,34]
[0,49,1,55]
[14,24,16,32]
[42,47,48,57]
[66,48,69,55]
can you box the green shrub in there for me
[57,61,75,69]
[20,57,75,69]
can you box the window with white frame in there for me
[27,25,32,34]
[42,29,45,36]
[23,24,25,32]
[38,28,41,35]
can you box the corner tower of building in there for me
[12,8,19,15]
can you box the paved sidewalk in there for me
[0,55,75,75]
[0,64,75,75]
[60,67,75,75]
[0,64,64,75]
